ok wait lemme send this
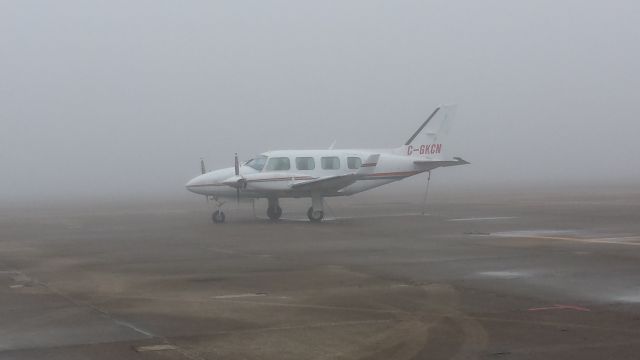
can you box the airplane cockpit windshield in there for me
[244,156,267,171]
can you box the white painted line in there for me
[265,217,318,222]
[333,213,428,220]
[593,236,640,242]
[390,284,411,288]
[476,271,529,279]
[113,319,154,337]
[209,247,237,254]
[135,344,178,352]
[449,216,517,222]
[212,293,267,299]
[9,284,24,289]
[494,232,640,247]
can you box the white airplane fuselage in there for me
[185,105,468,222]
[186,148,426,199]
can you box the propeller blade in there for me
[235,153,241,205]
[201,158,208,203]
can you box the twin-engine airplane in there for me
[186,105,469,223]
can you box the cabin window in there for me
[265,157,290,171]
[245,156,267,171]
[321,157,340,170]
[295,157,315,170]
[347,157,362,169]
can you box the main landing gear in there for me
[266,196,325,223]
[267,198,283,221]
[307,194,324,222]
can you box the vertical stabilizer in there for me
[399,104,456,160]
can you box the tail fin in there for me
[399,104,456,160]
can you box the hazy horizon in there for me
[2,1,639,201]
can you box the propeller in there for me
[200,158,209,203]
[235,153,240,204]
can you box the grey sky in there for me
[1,0,639,200]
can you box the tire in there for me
[267,205,283,221]
[212,210,225,223]
[307,207,324,222]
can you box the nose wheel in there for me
[212,210,225,223]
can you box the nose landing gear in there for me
[211,197,226,224]
[212,210,225,223]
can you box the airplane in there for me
[186,104,469,223]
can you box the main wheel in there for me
[267,205,283,221]
[307,207,324,222]
[212,210,226,223]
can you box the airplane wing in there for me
[290,173,358,192]
[290,154,380,192]
[413,157,470,170]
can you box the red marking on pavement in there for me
[528,304,591,312]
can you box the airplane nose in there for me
[185,174,206,193]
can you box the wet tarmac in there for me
[1,185,640,359]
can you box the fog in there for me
[1,0,639,201]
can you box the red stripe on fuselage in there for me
[249,176,315,182]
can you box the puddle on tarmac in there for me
[612,292,640,303]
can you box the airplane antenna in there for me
[421,171,432,216]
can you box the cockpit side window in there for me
[265,157,291,171]
[245,156,267,171]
